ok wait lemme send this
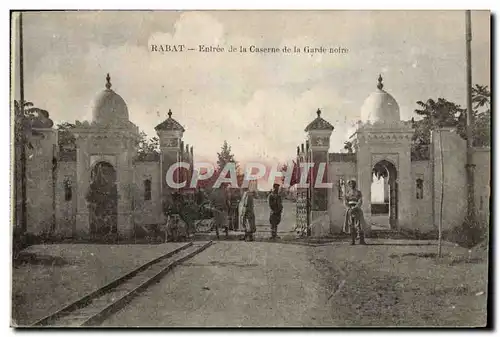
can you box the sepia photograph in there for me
[10,9,491,328]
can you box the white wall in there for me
[432,129,467,233]
[55,161,77,237]
[327,160,357,233]
[132,161,163,225]
[473,148,491,224]
[26,129,57,235]
[410,160,433,232]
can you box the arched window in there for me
[144,179,152,201]
[416,178,424,200]
[64,179,72,201]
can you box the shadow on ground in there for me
[13,252,72,268]
[388,252,486,265]
[365,242,435,246]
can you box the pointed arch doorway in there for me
[371,160,398,230]
[86,161,118,239]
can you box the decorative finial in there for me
[377,74,383,90]
[105,73,111,90]
[168,109,172,118]
[317,108,321,117]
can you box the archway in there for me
[371,160,398,229]
[86,161,118,239]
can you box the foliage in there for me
[217,140,236,172]
[136,131,160,160]
[343,141,354,153]
[444,216,489,249]
[472,84,490,111]
[14,100,52,147]
[56,122,76,150]
[197,140,241,189]
[410,85,491,159]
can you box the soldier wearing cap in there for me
[268,183,283,240]
[343,179,367,245]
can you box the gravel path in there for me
[101,241,330,327]
[100,240,488,327]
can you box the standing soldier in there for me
[244,190,256,241]
[210,185,229,239]
[268,183,283,240]
[343,180,367,245]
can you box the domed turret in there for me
[91,74,130,126]
[360,75,400,124]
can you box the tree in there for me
[343,141,354,153]
[215,140,238,187]
[14,100,52,148]
[136,131,160,160]
[473,109,490,147]
[410,86,491,160]
[414,98,463,128]
[217,140,236,172]
[56,122,76,150]
[472,84,490,111]
[471,85,491,147]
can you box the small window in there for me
[416,178,424,200]
[144,179,152,201]
[64,179,72,201]
[338,178,345,200]
[479,196,484,210]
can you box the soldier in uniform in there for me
[242,190,256,241]
[343,180,367,245]
[268,183,283,240]
[210,186,229,239]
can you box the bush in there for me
[12,229,54,258]
[444,216,488,249]
[13,228,27,258]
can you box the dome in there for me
[360,75,400,123]
[91,74,130,125]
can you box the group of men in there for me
[239,183,283,241]
[165,179,365,244]
[192,183,283,241]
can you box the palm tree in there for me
[471,85,491,147]
[472,84,490,111]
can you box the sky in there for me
[14,10,490,170]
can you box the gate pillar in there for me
[156,109,185,218]
[305,109,334,237]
